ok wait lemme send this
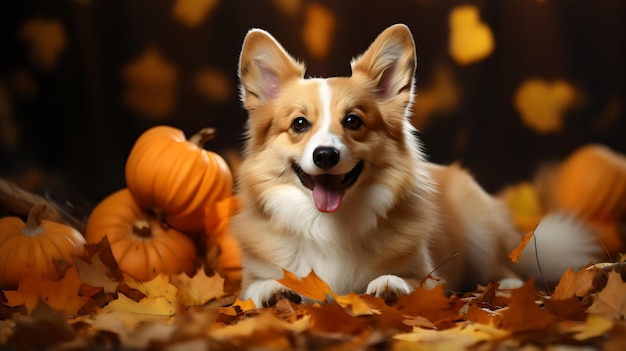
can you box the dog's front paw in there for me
[366,275,411,305]
[244,280,302,307]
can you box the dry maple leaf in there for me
[587,270,626,319]
[303,301,370,336]
[500,280,554,332]
[276,269,333,303]
[170,267,226,307]
[8,300,75,348]
[3,265,91,316]
[73,236,122,294]
[394,284,458,328]
[552,266,595,300]
[218,297,256,317]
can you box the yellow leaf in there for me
[572,315,614,341]
[449,6,494,65]
[101,293,176,317]
[170,268,226,307]
[219,298,256,316]
[276,269,333,302]
[502,182,543,232]
[334,293,377,316]
[514,79,576,134]
[302,3,336,59]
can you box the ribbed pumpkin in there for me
[555,144,626,221]
[125,126,233,233]
[555,144,626,254]
[85,188,197,281]
[0,203,86,289]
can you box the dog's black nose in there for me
[313,147,340,169]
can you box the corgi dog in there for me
[231,24,604,307]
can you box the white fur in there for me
[233,25,605,307]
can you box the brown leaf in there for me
[552,267,595,300]
[9,300,75,348]
[545,296,587,321]
[73,239,122,294]
[303,301,370,335]
[587,270,626,319]
[394,284,458,328]
[501,280,554,332]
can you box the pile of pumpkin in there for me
[0,126,241,292]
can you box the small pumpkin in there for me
[0,203,86,289]
[125,126,233,233]
[555,144,626,222]
[85,189,197,281]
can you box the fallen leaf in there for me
[276,269,333,303]
[394,322,510,350]
[73,237,122,294]
[394,284,458,328]
[9,300,75,348]
[333,293,378,316]
[587,270,626,319]
[303,301,370,335]
[552,266,595,300]
[170,268,226,307]
[449,5,494,65]
[218,297,256,317]
[571,314,614,341]
[508,231,534,263]
[100,293,176,317]
[500,280,554,332]
[3,265,91,316]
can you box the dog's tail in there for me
[512,211,608,285]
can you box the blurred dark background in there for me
[0,0,624,212]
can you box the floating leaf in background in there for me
[500,182,543,233]
[413,63,461,130]
[449,5,494,65]
[303,3,336,60]
[514,79,576,134]
[194,68,234,103]
[122,47,178,119]
[508,231,535,263]
[19,18,66,70]
[172,0,218,27]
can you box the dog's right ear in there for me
[238,29,305,109]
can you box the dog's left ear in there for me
[351,24,416,105]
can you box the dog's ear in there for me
[351,24,416,106]
[238,29,305,109]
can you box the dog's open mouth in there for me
[293,162,364,213]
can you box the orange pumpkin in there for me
[204,196,241,291]
[0,203,86,289]
[125,126,233,233]
[555,144,626,222]
[85,189,197,281]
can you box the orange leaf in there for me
[394,284,458,328]
[3,265,91,316]
[276,269,333,302]
[218,297,256,316]
[552,267,595,300]
[508,231,534,263]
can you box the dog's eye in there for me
[343,113,363,130]
[291,116,310,133]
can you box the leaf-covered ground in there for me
[1,236,625,350]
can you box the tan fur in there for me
[231,24,603,307]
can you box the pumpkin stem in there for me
[23,203,47,236]
[188,127,216,148]
[151,207,169,229]
[133,220,153,238]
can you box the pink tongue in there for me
[312,174,344,213]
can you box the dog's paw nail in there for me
[263,289,302,307]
